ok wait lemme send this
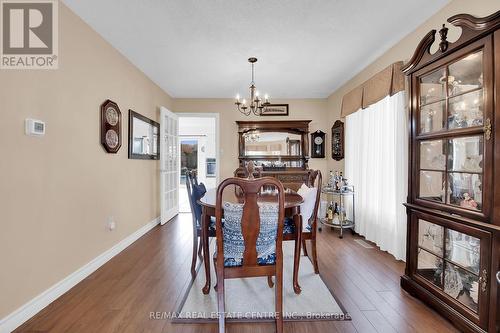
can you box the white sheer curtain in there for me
[345,91,408,261]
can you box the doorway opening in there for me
[178,114,219,213]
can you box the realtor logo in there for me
[1,0,58,69]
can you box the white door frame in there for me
[176,113,221,187]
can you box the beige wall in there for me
[0,3,172,318]
[173,99,330,179]
[327,0,500,173]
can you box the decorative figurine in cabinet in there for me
[401,11,500,333]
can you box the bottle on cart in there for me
[327,202,333,221]
[329,170,334,188]
[332,202,340,224]
[339,205,346,222]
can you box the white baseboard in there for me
[0,217,161,333]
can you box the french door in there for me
[160,107,179,225]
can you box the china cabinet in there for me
[401,11,500,333]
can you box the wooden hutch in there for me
[402,11,500,333]
[236,120,312,190]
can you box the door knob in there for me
[496,271,500,284]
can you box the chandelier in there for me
[235,57,271,116]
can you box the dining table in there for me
[198,185,304,294]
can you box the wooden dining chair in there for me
[185,170,216,276]
[214,177,285,333]
[283,170,322,274]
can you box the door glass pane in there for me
[447,173,482,211]
[447,136,483,173]
[448,51,483,97]
[420,101,445,134]
[448,89,484,130]
[420,140,445,170]
[419,171,445,202]
[418,219,444,255]
[417,248,443,288]
[181,139,198,178]
[420,68,446,105]
[444,262,479,313]
[445,229,480,274]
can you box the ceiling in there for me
[62,0,449,98]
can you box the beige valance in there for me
[341,61,405,117]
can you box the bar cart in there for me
[319,186,355,238]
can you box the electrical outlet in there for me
[106,216,116,231]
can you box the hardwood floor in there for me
[15,213,459,333]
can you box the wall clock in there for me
[331,120,344,161]
[100,99,122,153]
[311,130,326,158]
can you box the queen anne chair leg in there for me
[312,237,319,274]
[190,230,198,276]
[217,270,225,333]
[275,269,283,333]
[197,237,203,259]
[301,237,308,257]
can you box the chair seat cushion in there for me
[283,217,312,234]
[219,201,279,267]
[214,251,276,267]
[297,183,317,224]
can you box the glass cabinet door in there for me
[416,47,489,216]
[414,216,490,323]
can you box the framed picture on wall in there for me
[260,104,289,116]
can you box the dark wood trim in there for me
[491,29,500,333]
[128,109,160,160]
[401,30,437,74]
[402,10,500,74]
[401,275,487,333]
[404,203,500,233]
[236,120,311,169]
[236,120,311,133]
